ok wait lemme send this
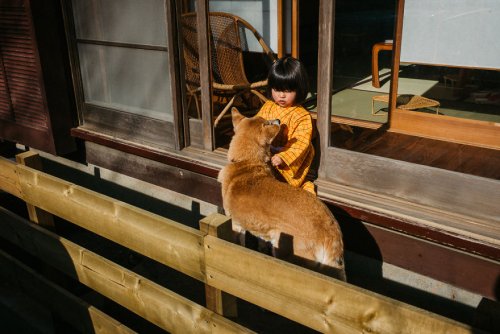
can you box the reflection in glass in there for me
[329,1,396,149]
[79,45,172,121]
[180,1,275,148]
[72,0,173,121]
[396,65,500,123]
[72,0,167,46]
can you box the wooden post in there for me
[291,0,299,58]
[200,214,238,317]
[0,208,252,334]
[15,151,55,227]
[277,0,284,58]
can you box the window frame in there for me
[316,0,499,225]
[61,0,185,151]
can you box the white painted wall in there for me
[401,0,500,69]
[209,0,278,52]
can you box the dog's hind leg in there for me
[230,221,247,245]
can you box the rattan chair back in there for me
[181,12,275,123]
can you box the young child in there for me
[255,56,316,195]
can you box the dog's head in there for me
[227,108,280,163]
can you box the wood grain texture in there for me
[0,247,136,334]
[14,162,206,282]
[0,156,21,197]
[15,151,54,227]
[323,148,500,229]
[0,208,253,334]
[204,235,476,334]
[391,109,500,150]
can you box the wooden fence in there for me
[0,152,482,333]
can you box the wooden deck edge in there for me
[316,179,500,260]
[391,109,500,150]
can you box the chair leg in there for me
[194,95,201,119]
[250,89,268,104]
[214,92,243,127]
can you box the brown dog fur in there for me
[218,108,345,280]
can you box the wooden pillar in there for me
[15,151,54,227]
[388,0,405,126]
[316,0,335,179]
[199,214,238,317]
[277,0,284,58]
[196,0,215,151]
[278,0,300,59]
[291,0,299,58]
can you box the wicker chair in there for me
[181,12,276,126]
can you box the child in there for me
[255,56,316,195]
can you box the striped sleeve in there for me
[277,110,313,170]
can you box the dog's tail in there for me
[316,251,346,281]
[314,225,346,281]
[315,245,346,280]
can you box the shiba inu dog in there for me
[218,108,345,280]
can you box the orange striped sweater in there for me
[256,100,314,188]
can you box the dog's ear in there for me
[231,108,245,129]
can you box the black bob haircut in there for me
[267,56,310,104]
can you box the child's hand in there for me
[271,154,283,167]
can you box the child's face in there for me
[271,89,296,108]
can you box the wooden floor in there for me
[331,124,500,180]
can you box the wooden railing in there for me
[0,152,481,333]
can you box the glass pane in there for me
[78,44,172,121]
[330,1,395,147]
[72,0,167,46]
[208,0,277,52]
[397,65,500,122]
[401,0,500,69]
[180,2,274,148]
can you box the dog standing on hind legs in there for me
[218,108,346,280]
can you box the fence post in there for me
[15,151,55,227]
[200,213,238,318]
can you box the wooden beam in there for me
[0,248,136,334]
[196,0,215,150]
[316,0,335,178]
[71,127,219,178]
[0,155,488,332]
[204,235,478,334]
[0,156,21,198]
[14,163,206,282]
[15,151,54,227]
[0,207,254,334]
[200,214,238,317]
[388,0,405,124]
[277,0,284,58]
[165,0,185,150]
[390,109,500,150]
[291,0,299,58]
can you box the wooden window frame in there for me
[61,0,185,151]
[389,0,500,150]
[316,0,499,253]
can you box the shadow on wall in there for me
[41,158,206,229]
[331,205,483,328]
